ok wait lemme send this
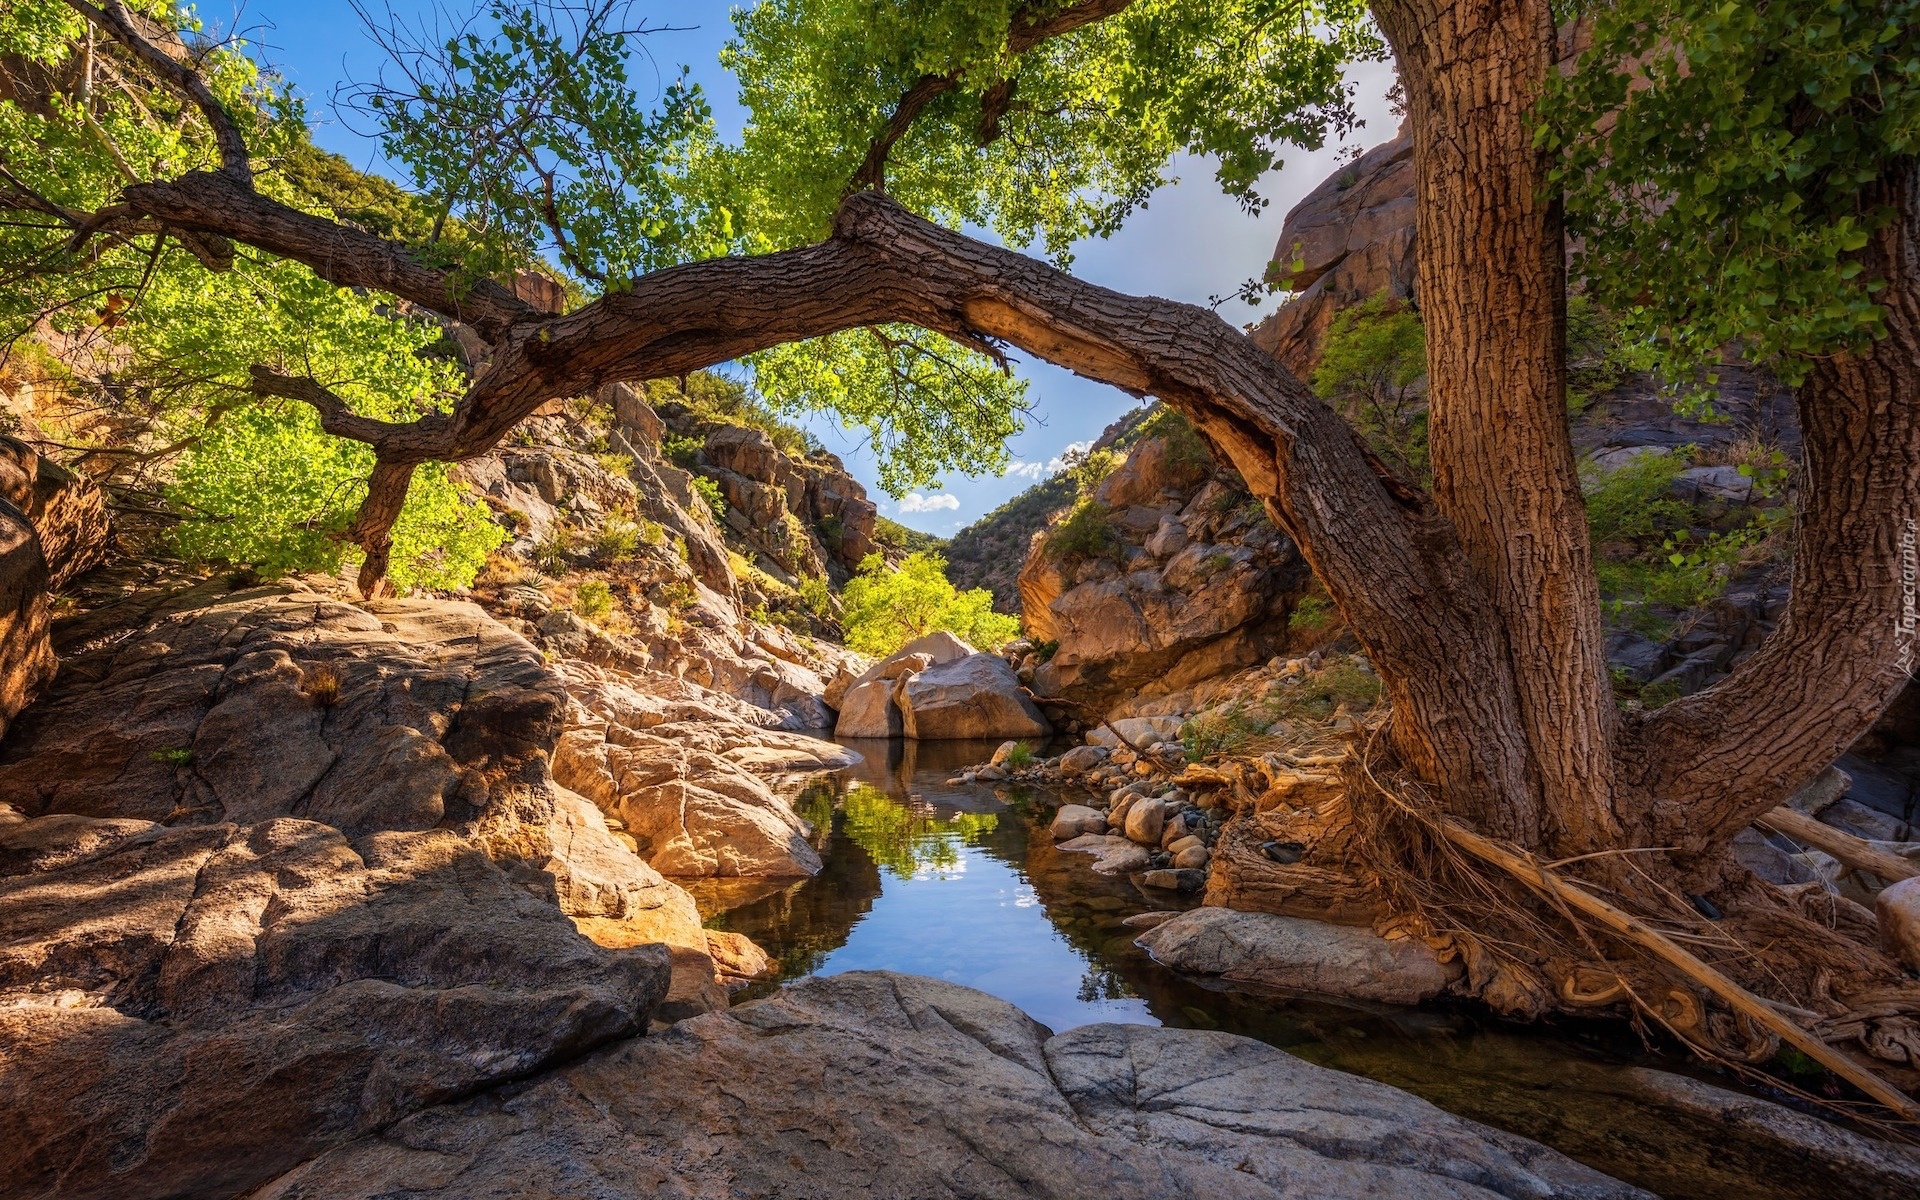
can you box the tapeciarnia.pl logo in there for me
[1898,517,1918,679]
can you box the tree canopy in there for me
[1,0,1914,594]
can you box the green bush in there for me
[1583,453,1789,615]
[1312,294,1430,485]
[1046,500,1123,564]
[797,573,834,618]
[690,475,728,520]
[1005,741,1036,769]
[1582,452,1691,544]
[534,522,574,575]
[571,579,614,621]
[664,434,704,467]
[593,517,640,561]
[1180,704,1267,760]
[840,551,1021,656]
[1264,660,1383,723]
[1288,594,1334,631]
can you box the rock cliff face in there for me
[1252,129,1417,375]
[458,381,862,730]
[1018,412,1316,719]
[946,406,1152,610]
[673,410,878,584]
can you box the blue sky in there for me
[231,2,1396,535]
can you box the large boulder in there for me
[250,971,1648,1200]
[1876,876,1920,972]
[0,584,704,1200]
[1020,433,1313,717]
[833,676,903,738]
[898,653,1051,740]
[0,815,670,1200]
[1137,907,1462,1006]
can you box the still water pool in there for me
[686,738,1876,1200]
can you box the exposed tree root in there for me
[1195,720,1920,1133]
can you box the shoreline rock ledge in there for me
[252,971,1648,1200]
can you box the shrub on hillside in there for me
[1312,294,1430,485]
[840,552,1020,656]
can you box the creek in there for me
[688,738,1868,1200]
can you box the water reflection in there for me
[693,738,1878,1200]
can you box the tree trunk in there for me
[1624,158,1920,862]
[1372,0,1620,856]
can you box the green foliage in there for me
[723,0,1379,259]
[1541,0,1920,391]
[1180,704,1266,760]
[1135,407,1213,480]
[534,521,574,575]
[347,0,727,285]
[797,573,834,619]
[1583,451,1792,616]
[1263,659,1383,724]
[840,783,998,879]
[663,434,704,468]
[1005,741,1036,769]
[1046,499,1122,564]
[571,578,614,621]
[1288,594,1335,631]
[1311,295,1429,484]
[1582,453,1693,545]
[150,747,193,767]
[1564,294,1630,413]
[690,474,728,520]
[873,515,947,555]
[1046,445,1126,504]
[748,326,1025,495]
[839,551,1020,656]
[593,517,641,561]
[0,5,502,591]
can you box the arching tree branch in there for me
[62,0,254,185]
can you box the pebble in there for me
[1124,797,1167,846]
[1172,845,1211,870]
[1049,804,1109,841]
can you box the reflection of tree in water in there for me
[840,784,998,879]
[1076,967,1137,1004]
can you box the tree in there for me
[8,0,1918,1107]
[839,551,1019,657]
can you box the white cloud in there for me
[1047,440,1094,473]
[1002,439,1096,483]
[896,492,961,513]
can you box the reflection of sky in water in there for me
[807,836,1154,1033]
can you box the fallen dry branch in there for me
[1758,806,1920,883]
[1438,816,1920,1122]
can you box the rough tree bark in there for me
[1372,0,1622,856]
[1626,159,1920,860]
